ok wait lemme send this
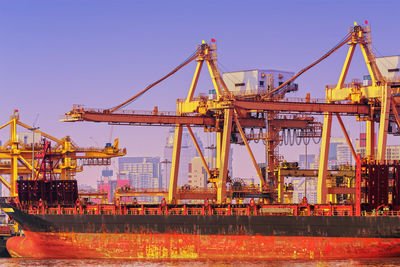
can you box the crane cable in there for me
[109,48,201,113]
[264,32,352,98]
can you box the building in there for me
[385,146,400,161]
[16,132,42,145]
[366,56,400,133]
[362,56,399,86]
[119,157,162,188]
[118,157,162,203]
[355,133,370,159]
[79,184,95,192]
[98,179,129,203]
[354,132,400,161]
[309,155,320,170]
[328,138,341,163]
[337,144,352,166]
[298,154,316,169]
[284,177,317,204]
[222,69,297,95]
[188,157,213,188]
[356,145,400,161]
[163,128,204,187]
[328,138,352,168]
[376,56,400,82]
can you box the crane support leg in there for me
[186,125,211,177]
[377,85,390,163]
[209,61,231,95]
[360,44,382,86]
[337,44,356,88]
[11,155,18,197]
[216,131,222,169]
[278,168,284,203]
[18,156,34,172]
[266,116,277,185]
[356,154,361,216]
[391,101,400,132]
[217,108,233,204]
[318,112,332,204]
[168,124,183,204]
[186,61,203,102]
[366,120,375,160]
[0,121,11,131]
[206,61,223,98]
[233,111,265,189]
[0,175,11,191]
[336,114,357,162]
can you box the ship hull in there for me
[7,231,400,260]
[4,204,400,259]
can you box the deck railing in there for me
[9,201,400,217]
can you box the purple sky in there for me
[1,1,399,186]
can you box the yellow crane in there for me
[62,24,400,205]
[0,110,126,197]
[63,42,322,204]
[317,24,400,203]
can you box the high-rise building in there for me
[298,154,316,169]
[385,147,400,160]
[337,144,352,165]
[328,139,341,159]
[163,128,204,187]
[163,129,233,188]
[309,155,320,170]
[119,157,162,189]
[328,138,352,168]
[188,157,213,188]
[117,157,161,203]
[353,133,400,160]
[98,179,129,203]
[16,132,41,145]
[284,177,317,204]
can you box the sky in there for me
[1,0,399,187]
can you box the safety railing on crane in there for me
[326,80,364,90]
[63,105,182,117]
[176,95,328,104]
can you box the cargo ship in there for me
[2,24,400,260]
[2,173,400,260]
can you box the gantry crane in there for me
[228,24,400,204]
[0,111,127,197]
[316,24,400,203]
[63,24,400,205]
[63,42,324,204]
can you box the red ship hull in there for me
[7,231,400,260]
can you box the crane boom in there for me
[264,34,352,98]
[110,49,200,113]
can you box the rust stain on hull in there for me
[7,231,400,260]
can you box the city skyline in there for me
[1,1,399,187]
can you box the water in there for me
[0,259,400,267]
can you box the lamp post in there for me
[28,127,40,179]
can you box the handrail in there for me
[12,202,400,217]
